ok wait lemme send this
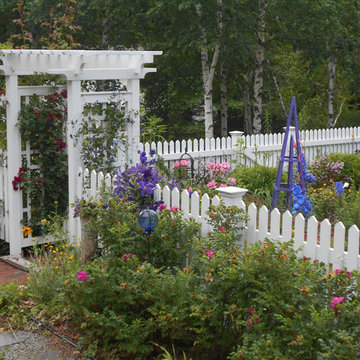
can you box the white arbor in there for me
[0,49,162,255]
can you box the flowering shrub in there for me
[81,191,200,267]
[309,154,346,188]
[17,89,68,231]
[57,239,360,359]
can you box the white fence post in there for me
[216,186,248,207]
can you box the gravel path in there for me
[0,329,82,360]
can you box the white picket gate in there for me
[74,167,360,271]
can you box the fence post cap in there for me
[216,186,248,198]
[229,131,244,136]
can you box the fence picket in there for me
[304,216,318,259]
[347,225,360,271]
[163,185,171,206]
[294,213,305,252]
[270,208,281,240]
[258,206,269,242]
[332,222,345,269]
[181,189,190,218]
[282,210,293,242]
[172,187,180,209]
[318,219,331,268]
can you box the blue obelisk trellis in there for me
[271,97,306,211]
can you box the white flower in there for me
[343,182,349,188]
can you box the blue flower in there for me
[335,182,344,196]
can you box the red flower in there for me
[34,109,40,116]
[47,113,54,120]
[12,180,18,190]
[61,90,67,99]
[49,93,57,102]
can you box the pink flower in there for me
[206,250,215,258]
[207,180,217,189]
[228,177,236,185]
[158,204,167,211]
[334,269,341,274]
[77,270,88,282]
[219,226,226,232]
[180,159,189,167]
[331,296,345,309]
[170,206,179,212]
[188,187,193,193]
[221,162,230,170]
[122,253,133,262]
[220,183,227,188]
[208,162,216,170]
[248,307,255,315]
[197,190,201,194]
[348,271,353,278]
[246,321,253,327]
[173,161,180,168]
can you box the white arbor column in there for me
[6,75,22,255]
[127,79,140,165]
[67,80,83,242]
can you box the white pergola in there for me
[0,49,162,255]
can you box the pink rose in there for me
[180,159,189,167]
[206,250,215,258]
[197,190,201,194]
[77,270,88,282]
[188,187,193,193]
[173,161,180,168]
[208,162,216,170]
[158,204,167,211]
[221,162,230,170]
[170,206,179,212]
[331,296,345,309]
[220,183,227,188]
[207,180,217,189]
[122,253,133,262]
[219,226,226,231]
[228,177,236,185]
[216,163,222,169]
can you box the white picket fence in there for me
[74,167,360,271]
[138,126,360,170]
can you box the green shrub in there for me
[328,153,360,190]
[231,165,277,196]
[84,194,200,269]
[62,236,360,359]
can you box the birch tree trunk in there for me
[220,63,228,136]
[253,0,266,134]
[196,3,220,139]
[101,17,110,49]
[238,74,252,135]
[327,51,336,128]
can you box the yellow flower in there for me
[31,237,36,242]
[41,218,47,225]
[22,226,32,237]
[69,255,74,260]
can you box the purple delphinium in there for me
[292,183,313,216]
